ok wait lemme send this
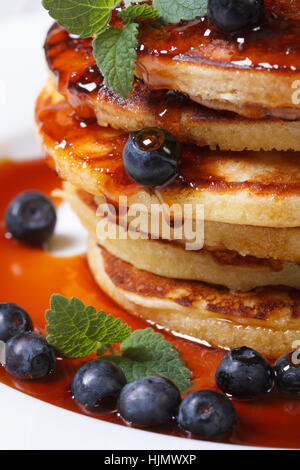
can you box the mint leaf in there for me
[153,0,208,24]
[46,294,131,358]
[42,0,119,38]
[119,4,159,21]
[93,23,138,98]
[105,328,192,391]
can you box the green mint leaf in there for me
[105,328,192,391]
[93,23,138,98]
[46,294,131,358]
[119,4,159,21]
[42,0,119,38]
[153,0,208,24]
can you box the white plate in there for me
[0,7,249,450]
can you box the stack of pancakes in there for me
[36,0,300,359]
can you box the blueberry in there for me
[5,332,56,379]
[178,390,237,437]
[123,127,182,188]
[0,303,32,342]
[71,360,127,407]
[117,376,181,426]
[5,191,57,245]
[274,352,300,395]
[208,0,265,34]
[215,346,273,399]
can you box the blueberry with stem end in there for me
[178,389,237,437]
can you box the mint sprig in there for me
[42,0,208,101]
[45,295,192,390]
[105,328,192,391]
[46,294,131,358]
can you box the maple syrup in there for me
[137,0,300,72]
[45,23,200,137]
[36,87,300,213]
[45,0,300,127]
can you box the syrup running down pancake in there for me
[135,0,300,119]
[36,82,300,228]
[45,23,300,152]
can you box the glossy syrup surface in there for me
[137,0,300,72]
[45,22,98,119]
[36,86,300,207]
[45,5,300,141]
[45,21,207,136]
[1,159,300,448]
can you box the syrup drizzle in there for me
[45,22,188,136]
[137,0,300,72]
[36,89,300,212]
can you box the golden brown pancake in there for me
[36,83,300,228]
[45,23,300,152]
[63,181,300,264]
[87,238,300,360]
[135,0,300,119]
[62,182,300,291]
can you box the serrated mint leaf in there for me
[119,4,159,21]
[93,23,138,98]
[42,0,119,38]
[105,328,192,391]
[153,0,208,24]
[45,294,131,358]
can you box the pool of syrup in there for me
[0,158,300,448]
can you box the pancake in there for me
[45,22,300,152]
[135,0,300,120]
[63,181,300,264]
[36,83,300,228]
[87,238,300,360]
[61,182,300,292]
